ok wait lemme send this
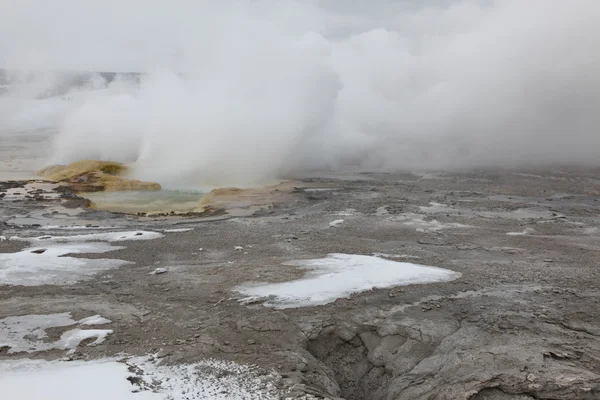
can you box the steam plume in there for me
[1,0,599,187]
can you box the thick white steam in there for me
[1,0,599,187]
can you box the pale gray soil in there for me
[2,168,600,399]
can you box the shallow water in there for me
[83,189,205,214]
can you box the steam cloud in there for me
[1,0,599,188]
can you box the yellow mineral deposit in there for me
[194,182,302,213]
[37,160,161,192]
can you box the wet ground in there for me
[2,168,600,399]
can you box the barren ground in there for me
[2,168,600,399]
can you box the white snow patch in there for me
[59,329,113,354]
[16,231,164,243]
[418,202,450,213]
[0,242,129,286]
[126,356,281,399]
[0,356,281,400]
[329,219,345,227]
[2,230,162,286]
[164,228,193,233]
[0,312,113,354]
[78,315,112,325]
[236,253,460,309]
[0,359,159,400]
[507,228,535,236]
[43,225,116,230]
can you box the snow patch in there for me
[0,313,113,354]
[507,228,535,236]
[164,228,193,233]
[0,242,129,286]
[78,315,111,325]
[1,231,163,286]
[16,231,164,243]
[59,329,113,354]
[0,359,159,400]
[236,253,460,309]
[42,225,116,230]
[0,356,281,400]
[125,356,281,399]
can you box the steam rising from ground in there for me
[1,0,599,188]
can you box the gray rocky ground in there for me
[1,168,600,399]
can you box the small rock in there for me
[247,339,256,345]
[329,219,344,228]
[157,350,172,358]
[526,373,537,382]
[149,267,168,275]
[543,259,554,263]
[235,246,244,251]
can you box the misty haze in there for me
[1,0,599,187]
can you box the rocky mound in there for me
[37,160,161,192]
